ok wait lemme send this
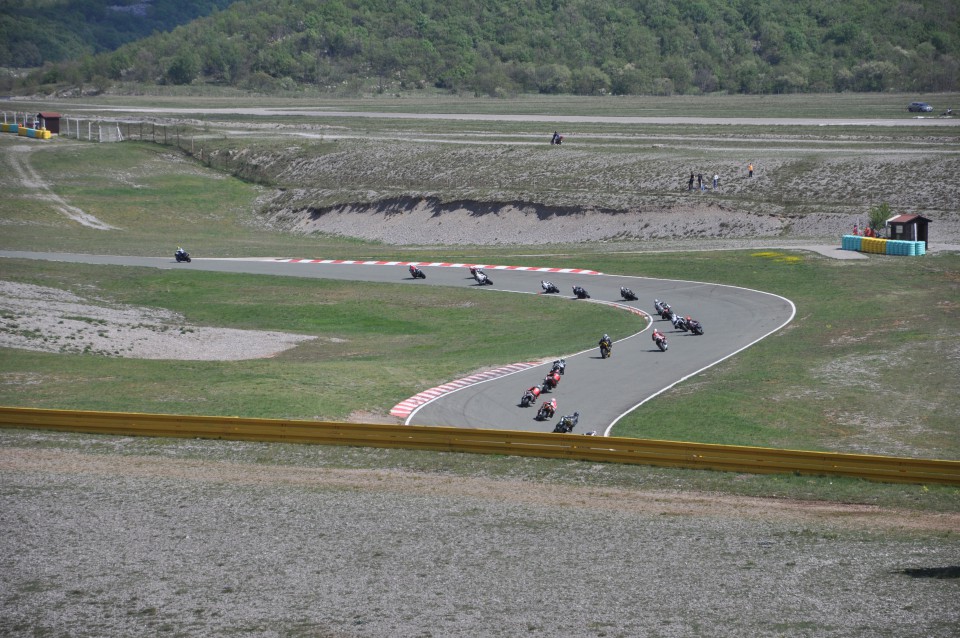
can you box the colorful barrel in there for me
[841,235,862,251]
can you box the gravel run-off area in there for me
[2,436,960,638]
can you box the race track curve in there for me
[0,251,795,436]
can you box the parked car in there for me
[908,102,934,113]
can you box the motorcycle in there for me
[474,270,493,286]
[409,265,426,279]
[572,286,590,299]
[520,385,542,408]
[551,358,566,375]
[659,304,673,320]
[686,318,704,335]
[620,287,638,301]
[553,411,580,434]
[543,371,561,391]
[654,299,666,314]
[174,248,191,263]
[671,313,688,332]
[599,339,612,359]
[541,280,560,294]
[653,333,669,352]
[536,398,557,421]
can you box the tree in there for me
[868,202,893,234]
[166,51,200,85]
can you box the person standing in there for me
[713,173,719,190]
[697,173,703,191]
[748,163,754,177]
[688,172,694,191]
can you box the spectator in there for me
[687,172,694,191]
[748,163,754,177]
[713,174,719,189]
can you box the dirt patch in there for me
[0,281,314,360]
[263,195,960,246]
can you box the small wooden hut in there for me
[887,215,931,250]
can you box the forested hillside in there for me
[11,0,959,95]
[0,0,237,67]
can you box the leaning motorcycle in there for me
[654,334,669,352]
[572,286,590,299]
[543,371,560,391]
[520,385,542,408]
[620,287,637,301]
[175,249,191,263]
[474,271,493,285]
[553,411,579,433]
[536,399,557,421]
[541,280,560,294]
[687,319,704,335]
[409,265,426,279]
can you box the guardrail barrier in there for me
[1,407,957,485]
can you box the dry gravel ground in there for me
[0,281,315,360]
[2,435,959,638]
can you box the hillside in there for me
[0,0,237,68]
[10,0,959,96]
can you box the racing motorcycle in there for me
[620,287,638,301]
[536,398,557,421]
[520,385,542,408]
[408,265,426,279]
[659,304,673,320]
[543,371,561,391]
[686,318,704,335]
[653,332,669,352]
[670,313,688,332]
[174,248,191,263]
[541,280,560,294]
[553,411,580,434]
[550,358,566,375]
[572,286,590,299]
[474,270,493,285]
[599,339,612,359]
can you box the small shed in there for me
[36,112,61,134]
[888,214,931,249]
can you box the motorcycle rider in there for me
[541,280,558,293]
[551,358,566,375]
[652,328,666,345]
[539,398,557,418]
[599,333,612,349]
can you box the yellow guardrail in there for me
[1,406,958,485]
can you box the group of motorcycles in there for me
[540,280,591,300]
[409,265,494,285]
[654,299,704,336]
[518,358,581,433]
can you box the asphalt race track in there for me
[0,251,795,436]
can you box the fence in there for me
[2,406,957,485]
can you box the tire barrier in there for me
[2,406,958,485]
[841,235,925,256]
[0,123,51,138]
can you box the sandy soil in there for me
[0,281,314,360]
